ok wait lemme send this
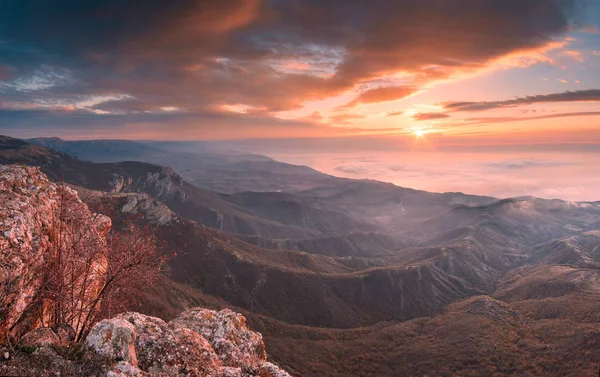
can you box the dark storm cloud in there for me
[0,0,583,135]
[444,89,600,112]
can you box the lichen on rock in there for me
[107,361,148,377]
[170,308,267,368]
[116,311,223,377]
[86,318,138,366]
[258,362,293,377]
[83,309,293,377]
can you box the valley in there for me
[2,135,600,376]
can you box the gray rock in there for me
[258,362,293,377]
[170,308,267,368]
[86,318,138,366]
[107,361,148,377]
[117,312,223,377]
[52,323,76,344]
[120,194,175,225]
[19,327,60,348]
[221,367,242,377]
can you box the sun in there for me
[413,128,425,138]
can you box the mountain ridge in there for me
[3,135,600,375]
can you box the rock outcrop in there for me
[18,327,60,348]
[86,309,291,377]
[120,193,176,226]
[170,308,266,368]
[0,165,110,341]
[115,312,223,377]
[86,318,138,367]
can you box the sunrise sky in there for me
[2,0,600,200]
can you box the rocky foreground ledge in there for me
[1,307,291,377]
[88,307,291,377]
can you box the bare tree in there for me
[25,183,165,342]
[74,219,164,341]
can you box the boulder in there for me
[222,367,243,377]
[107,361,148,377]
[258,362,293,377]
[8,310,293,377]
[170,308,267,368]
[120,193,175,226]
[52,323,76,344]
[117,312,223,377]
[19,327,60,348]
[86,318,138,366]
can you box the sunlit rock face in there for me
[170,308,267,368]
[86,309,292,377]
[0,165,110,341]
[114,311,223,377]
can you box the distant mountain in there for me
[3,136,372,239]
[28,137,167,161]
[28,137,339,193]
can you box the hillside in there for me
[2,136,372,240]
[28,137,340,193]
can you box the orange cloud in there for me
[181,0,261,34]
[386,111,405,117]
[412,112,450,121]
[343,86,419,108]
[581,25,600,34]
[560,49,584,62]
[491,39,567,69]
[0,0,584,139]
[281,61,312,71]
[329,113,367,124]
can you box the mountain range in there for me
[2,135,600,376]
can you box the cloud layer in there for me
[0,0,586,137]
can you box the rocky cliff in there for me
[0,164,110,341]
[0,164,292,377]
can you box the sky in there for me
[1,0,600,200]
